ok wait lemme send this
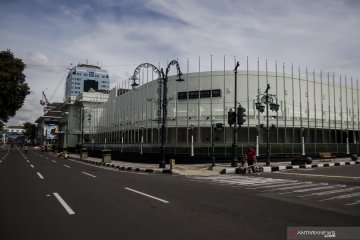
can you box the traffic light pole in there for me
[231,62,240,167]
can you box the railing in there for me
[84,142,360,157]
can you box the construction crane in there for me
[39,64,69,107]
[40,89,50,106]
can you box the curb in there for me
[68,156,172,174]
[262,160,360,173]
[220,160,360,174]
[67,156,359,175]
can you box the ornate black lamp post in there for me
[130,60,184,168]
[255,84,279,166]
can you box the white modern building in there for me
[75,63,360,156]
[64,64,110,99]
[59,90,109,149]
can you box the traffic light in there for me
[237,105,246,126]
[227,110,236,126]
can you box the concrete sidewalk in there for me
[64,153,360,176]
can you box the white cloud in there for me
[25,52,64,73]
[1,0,360,125]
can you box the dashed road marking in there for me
[64,165,71,168]
[81,171,96,178]
[37,172,44,179]
[53,193,75,215]
[125,187,169,204]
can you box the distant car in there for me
[33,146,40,150]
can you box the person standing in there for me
[246,146,256,173]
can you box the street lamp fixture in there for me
[255,83,279,166]
[130,76,140,90]
[129,60,184,168]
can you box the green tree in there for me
[0,49,30,122]
[23,122,37,142]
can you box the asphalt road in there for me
[1,147,359,240]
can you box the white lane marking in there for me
[320,192,360,201]
[247,180,299,188]
[299,186,360,197]
[276,171,360,180]
[125,187,169,204]
[81,171,96,178]
[346,200,360,206]
[30,164,34,168]
[53,193,75,215]
[190,176,291,188]
[64,165,71,168]
[251,182,307,189]
[52,160,57,163]
[262,183,317,192]
[292,185,345,193]
[275,184,328,194]
[26,160,30,163]
[37,172,44,179]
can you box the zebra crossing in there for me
[186,175,360,206]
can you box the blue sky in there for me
[1,0,360,125]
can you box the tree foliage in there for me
[23,122,37,142]
[0,49,30,122]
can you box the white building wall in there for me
[87,66,359,147]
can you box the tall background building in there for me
[64,64,110,99]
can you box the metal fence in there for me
[84,142,359,158]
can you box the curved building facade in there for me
[81,65,360,155]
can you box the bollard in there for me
[170,159,176,170]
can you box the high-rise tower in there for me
[64,64,110,99]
